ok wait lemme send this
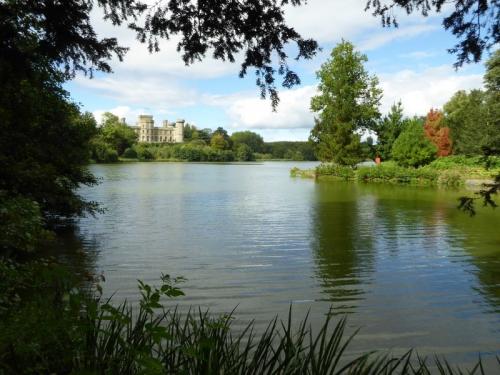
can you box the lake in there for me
[58,161,500,369]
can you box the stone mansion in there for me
[125,115,184,143]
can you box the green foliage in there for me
[392,120,437,168]
[183,124,212,144]
[429,155,500,170]
[91,139,119,163]
[375,101,408,160]
[98,113,138,156]
[210,133,230,150]
[444,90,492,155]
[231,131,264,153]
[263,141,316,160]
[235,143,255,161]
[444,52,500,156]
[484,49,500,93]
[290,167,316,178]
[196,128,213,144]
[134,145,155,161]
[483,50,500,150]
[0,194,52,255]
[436,169,465,187]
[360,136,377,160]
[315,163,355,180]
[182,123,195,141]
[0,71,99,219]
[132,144,236,162]
[122,147,138,159]
[211,127,232,150]
[356,164,439,185]
[2,260,496,374]
[254,153,274,160]
[310,40,382,165]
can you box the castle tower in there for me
[174,119,184,143]
[138,115,154,142]
[138,115,154,129]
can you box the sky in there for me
[66,0,488,142]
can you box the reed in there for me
[1,263,498,374]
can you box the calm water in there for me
[60,162,500,368]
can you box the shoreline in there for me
[291,163,497,190]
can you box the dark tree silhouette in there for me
[365,0,500,67]
[0,0,318,221]
[1,0,319,107]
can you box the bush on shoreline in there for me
[292,156,500,188]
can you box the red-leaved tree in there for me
[424,109,452,157]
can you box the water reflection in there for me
[311,183,375,313]
[43,225,100,285]
[63,162,500,369]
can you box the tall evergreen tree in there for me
[375,101,407,160]
[483,49,500,152]
[444,90,488,155]
[309,41,382,165]
[444,51,500,155]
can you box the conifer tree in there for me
[309,41,382,166]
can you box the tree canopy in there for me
[375,101,408,160]
[365,0,500,67]
[231,131,265,153]
[99,113,138,156]
[392,119,437,167]
[1,0,318,107]
[309,41,382,165]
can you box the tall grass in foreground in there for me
[1,261,499,374]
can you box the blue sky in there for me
[66,0,488,141]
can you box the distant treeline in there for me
[258,142,316,161]
[90,117,316,163]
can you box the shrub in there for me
[236,144,255,161]
[135,146,154,161]
[315,163,355,180]
[189,139,207,146]
[1,263,497,374]
[357,164,439,185]
[0,194,52,255]
[290,167,315,178]
[122,147,138,159]
[91,140,119,163]
[429,155,500,169]
[392,120,437,167]
[437,169,465,187]
[255,152,273,160]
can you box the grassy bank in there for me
[291,156,500,188]
[1,260,498,374]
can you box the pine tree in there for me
[375,101,407,160]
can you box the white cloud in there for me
[209,65,483,133]
[92,106,149,125]
[215,86,317,130]
[73,1,484,142]
[285,0,378,43]
[379,65,483,116]
[75,75,198,109]
[88,7,240,80]
[399,50,437,59]
[358,24,438,51]
[85,0,441,81]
